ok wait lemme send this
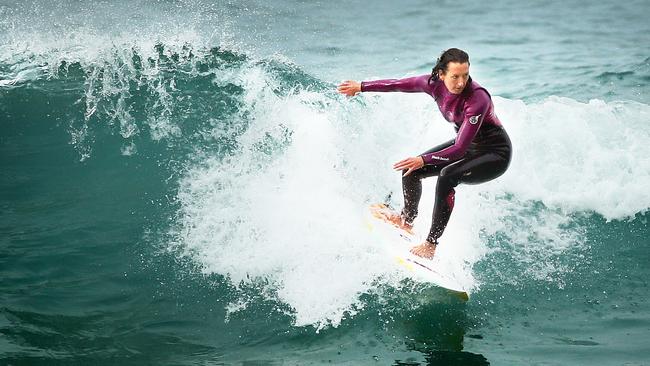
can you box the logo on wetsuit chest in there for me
[469,114,482,125]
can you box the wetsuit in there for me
[361,74,512,244]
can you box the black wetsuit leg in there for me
[401,139,455,224]
[402,126,512,243]
[426,150,510,242]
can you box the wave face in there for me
[2,0,650,365]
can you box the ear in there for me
[437,69,445,79]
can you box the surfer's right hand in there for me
[337,80,361,96]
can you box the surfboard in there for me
[366,204,469,301]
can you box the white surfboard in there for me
[366,204,469,301]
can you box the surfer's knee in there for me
[401,169,424,186]
[437,169,460,191]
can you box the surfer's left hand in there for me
[393,156,424,176]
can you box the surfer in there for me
[337,48,511,259]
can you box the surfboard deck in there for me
[366,204,469,301]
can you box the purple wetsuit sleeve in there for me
[421,89,491,164]
[361,74,431,93]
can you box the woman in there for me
[337,48,512,259]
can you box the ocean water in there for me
[1,0,649,365]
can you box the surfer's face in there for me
[439,62,470,94]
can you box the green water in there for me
[2,0,649,365]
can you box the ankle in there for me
[401,218,413,229]
[425,240,438,247]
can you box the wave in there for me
[164,50,650,327]
[3,39,649,330]
[1,40,326,162]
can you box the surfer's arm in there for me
[360,74,431,93]
[420,90,490,164]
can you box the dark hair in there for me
[429,48,470,83]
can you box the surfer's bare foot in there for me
[370,204,414,234]
[382,211,413,234]
[410,241,437,259]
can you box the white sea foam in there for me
[495,96,650,220]
[174,64,650,327]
